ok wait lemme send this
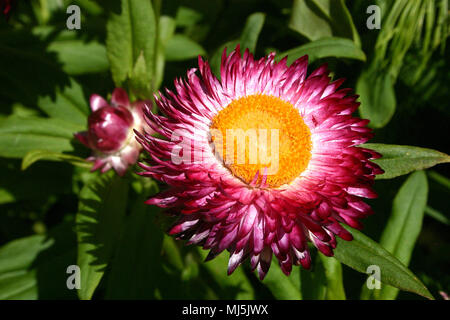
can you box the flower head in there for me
[75,88,151,176]
[137,46,383,279]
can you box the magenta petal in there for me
[111,88,130,107]
[90,94,109,112]
[74,131,90,148]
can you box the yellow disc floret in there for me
[210,94,312,188]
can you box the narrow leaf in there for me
[278,37,366,65]
[362,171,428,299]
[239,12,265,53]
[425,206,449,226]
[260,258,302,300]
[165,35,206,61]
[21,150,90,170]
[199,249,255,300]
[333,226,433,299]
[363,143,450,179]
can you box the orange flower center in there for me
[210,94,312,188]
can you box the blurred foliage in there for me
[0,0,449,300]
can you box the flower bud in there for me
[75,88,152,176]
[87,106,133,153]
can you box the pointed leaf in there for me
[165,34,206,61]
[333,226,433,299]
[239,12,265,54]
[0,117,83,158]
[37,78,89,126]
[21,150,90,170]
[278,37,366,65]
[362,171,428,299]
[106,0,156,88]
[363,144,450,179]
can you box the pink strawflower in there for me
[136,46,383,279]
[75,88,151,176]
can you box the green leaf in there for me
[106,0,156,88]
[425,206,450,226]
[165,34,206,61]
[333,226,433,299]
[37,78,89,126]
[129,52,151,99]
[363,144,450,179]
[0,223,77,300]
[105,182,164,299]
[260,258,302,300]
[0,117,83,158]
[154,15,176,90]
[21,150,90,170]
[199,249,255,299]
[300,253,345,300]
[289,0,360,46]
[278,37,366,65]
[210,12,266,76]
[428,170,450,191]
[362,171,428,299]
[357,70,396,128]
[48,40,109,75]
[76,171,129,300]
[239,12,266,54]
[175,6,203,27]
[318,255,346,299]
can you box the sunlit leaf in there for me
[0,224,77,300]
[363,144,450,179]
[37,78,89,126]
[333,226,433,299]
[48,40,109,75]
[0,117,83,158]
[76,172,129,300]
[289,0,360,46]
[106,0,156,88]
[21,150,90,170]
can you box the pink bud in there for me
[74,89,153,176]
[87,106,133,153]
